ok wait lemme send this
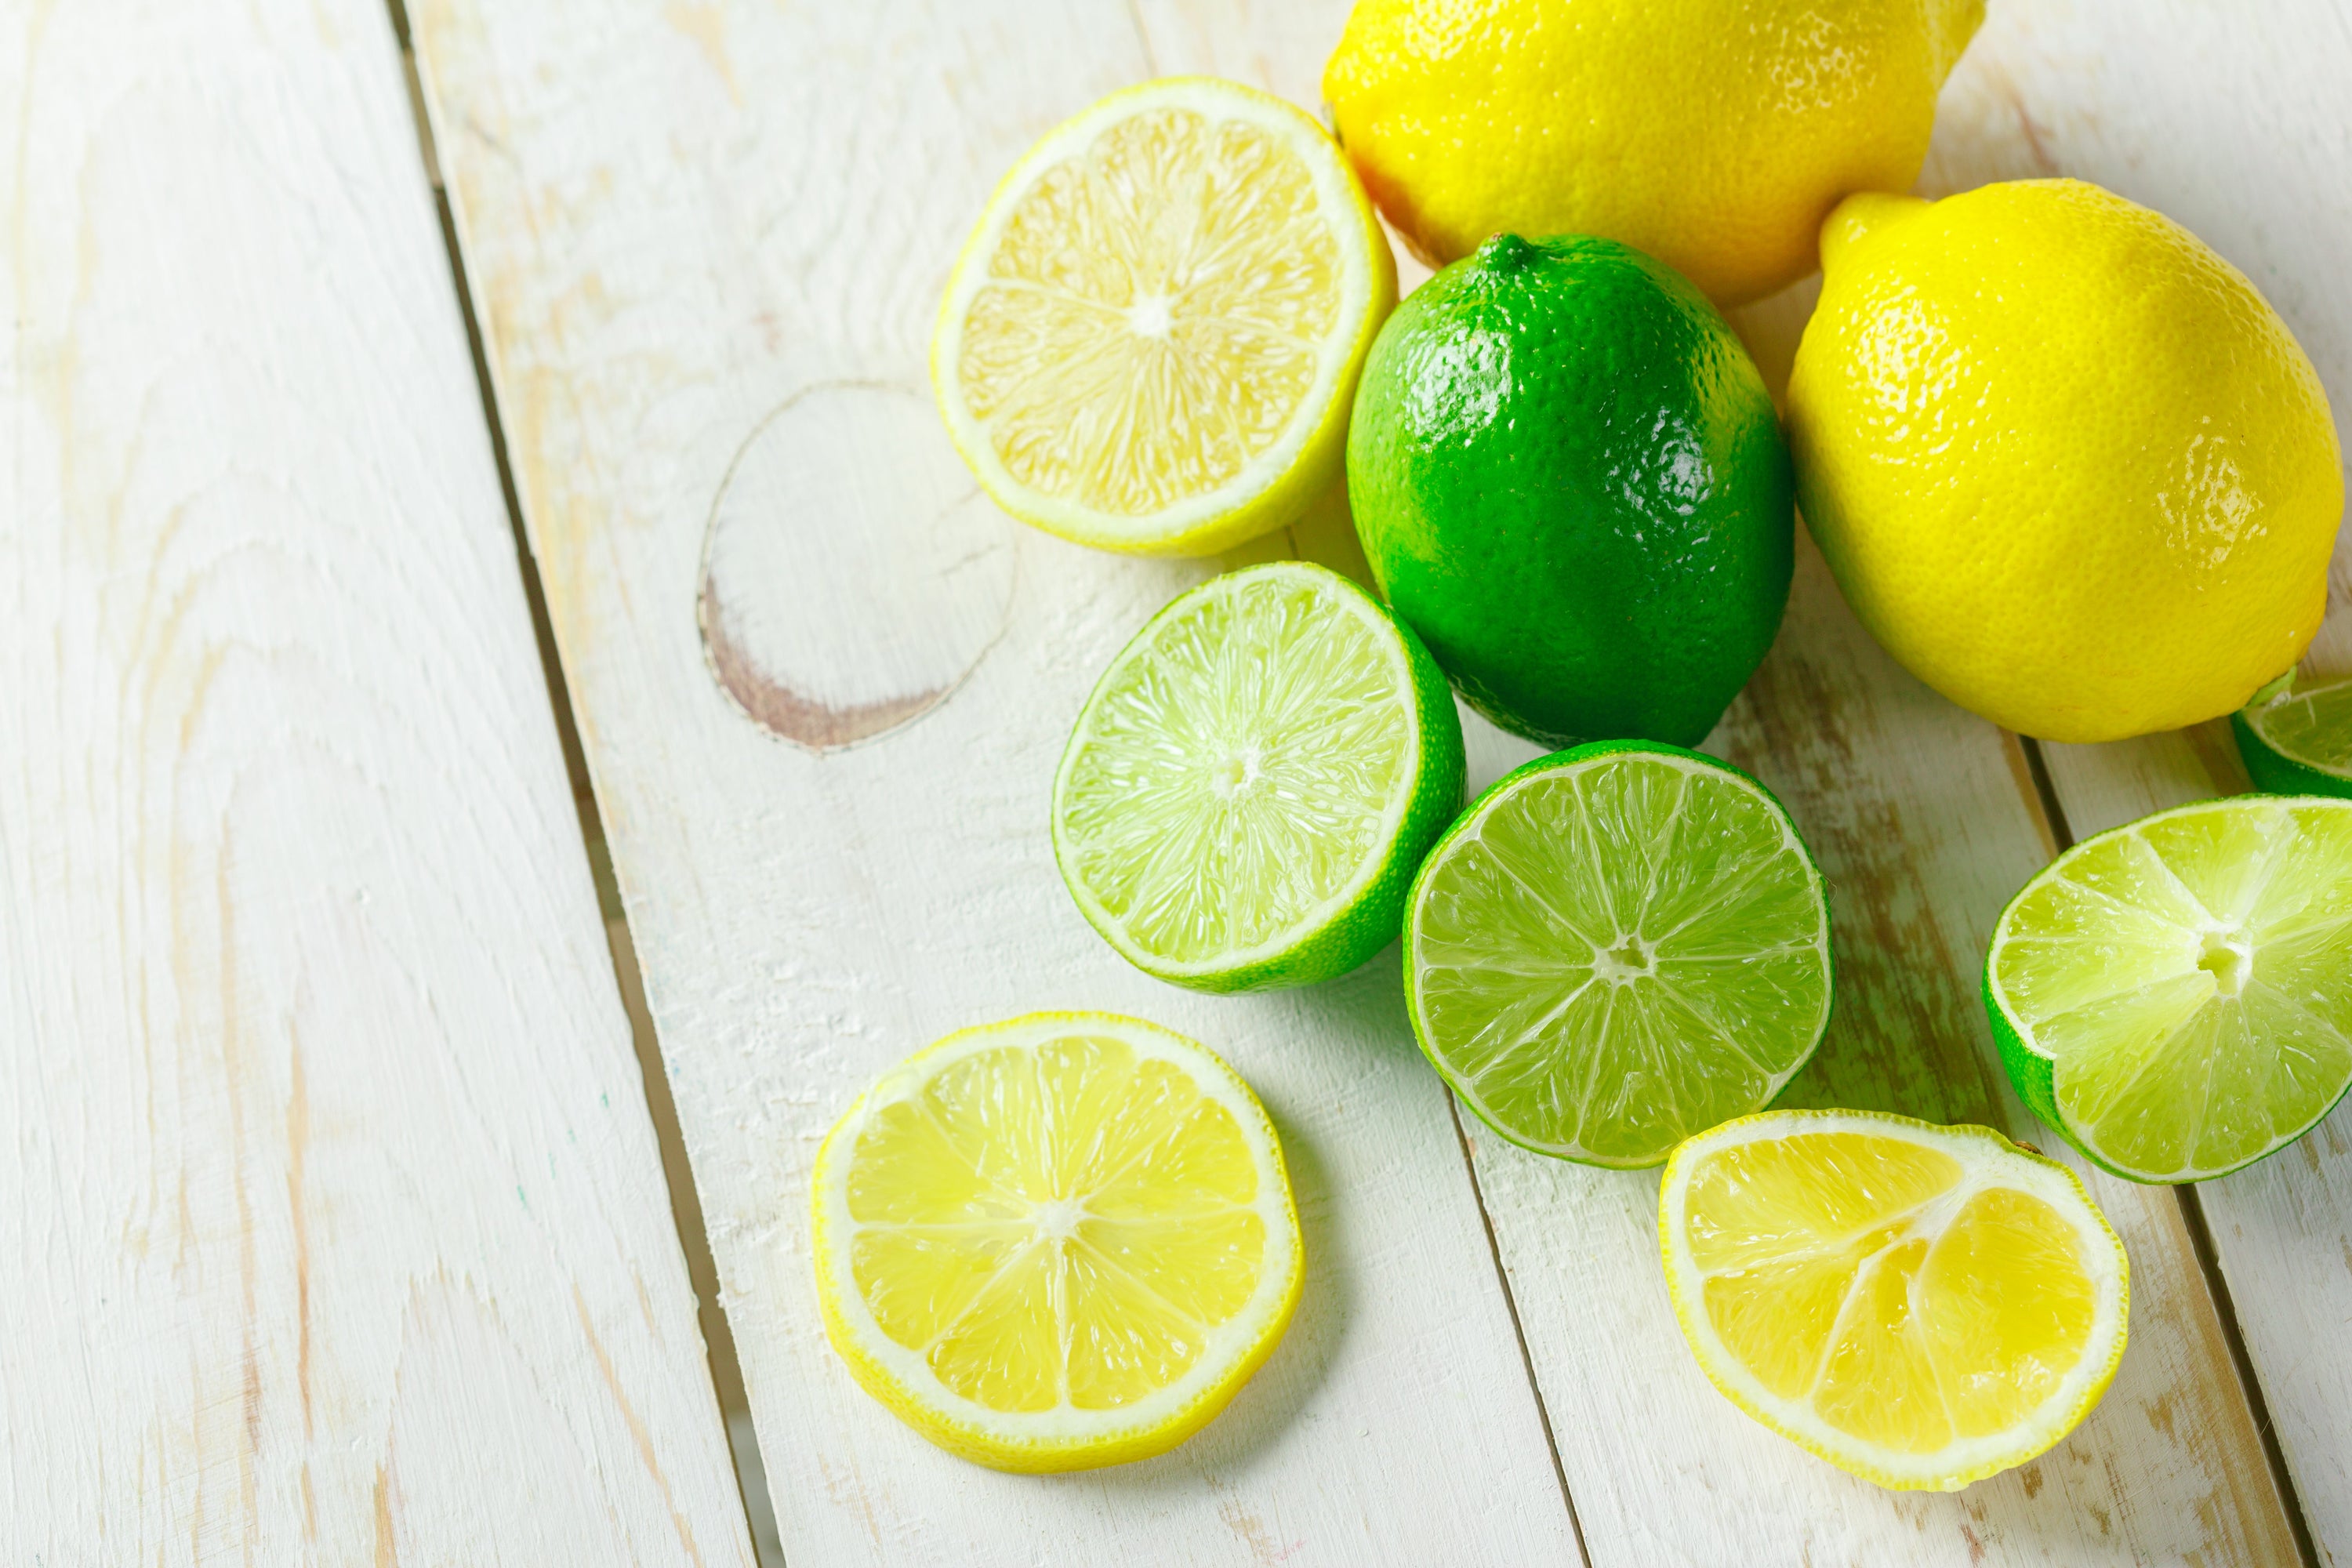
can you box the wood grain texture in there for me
[0,2,754,1561]
[1940,4,2352,1555]
[409,3,1577,1563]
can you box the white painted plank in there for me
[1959,4,2352,1554]
[408,2,1577,1563]
[0,2,754,1561]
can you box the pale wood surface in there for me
[1951,5,2352,1555]
[0,2,755,1561]
[408,0,2339,1562]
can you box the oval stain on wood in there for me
[698,382,1017,750]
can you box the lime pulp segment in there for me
[2237,674,2352,797]
[1988,797,2352,1181]
[1054,561,1459,990]
[1407,743,1833,1167]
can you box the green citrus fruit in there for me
[2234,671,2352,798]
[1348,234,1795,749]
[1404,740,1833,1167]
[1053,561,1465,992]
[1985,796,2352,1183]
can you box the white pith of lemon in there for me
[933,76,1394,556]
[811,1012,1302,1472]
[1661,1109,2129,1491]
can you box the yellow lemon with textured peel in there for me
[1789,180,2344,742]
[1323,0,1983,305]
[811,1012,1303,1472]
[1661,1109,2129,1491]
[934,78,1394,556]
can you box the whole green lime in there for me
[1348,234,1795,747]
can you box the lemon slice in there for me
[810,1012,1303,1471]
[1661,1110,2129,1491]
[933,77,1395,556]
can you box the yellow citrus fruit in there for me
[1789,180,2343,742]
[1661,1109,2129,1491]
[810,1012,1303,1472]
[934,78,1394,556]
[1321,0,1982,305]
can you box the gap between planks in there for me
[1444,1094,1593,1567]
[2008,734,2323,1568]
[379,0,788,1559]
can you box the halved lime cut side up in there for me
[2235,672,2352,799]
[1986,796,2352,1182]
[1405,741,1832,1167]
[1054,561,1463,993]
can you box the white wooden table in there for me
[6,2,2350,1563]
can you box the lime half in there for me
[1404,741,1833,1167]
[1054,561,1465,992]
[2234,672,2352,798]
[1986,797,2352,1182]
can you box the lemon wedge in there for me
[811,1012,1303,1471]
[1661,1109,2128,1490]
[933,77,1394,556]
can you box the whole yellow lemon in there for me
[1321,0,1983,306]
[1788,181,2343,743]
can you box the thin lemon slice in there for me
[1661,1110,2129,1491]
[1986,795,2352,1181]
[933,76,1394,556]
[1053,561,1464,992]
[811,1012,1302,1471]
[2235,670,2352,798]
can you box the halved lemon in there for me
[1661,1109,2129,1491]
[933,76,1395,556]
[810,1012,1302,1471]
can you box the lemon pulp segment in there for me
[813,1013,1301,1470]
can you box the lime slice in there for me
[1053,561,1464,992]
[1985,796,2352,1182]
[2234,671,2352,797]
[811,1012,1302,1471]
[1661,1109,2128,1492]
[1405,741,1833,1167]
